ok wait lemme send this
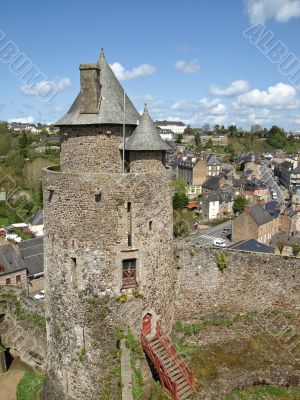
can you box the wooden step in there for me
[175,376,187,385]
[152,341,163,349]
[178,384,193,398]
[180,388,194,400]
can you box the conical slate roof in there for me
[121,105,171,151]
[55,50,140,126]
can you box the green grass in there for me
[13,227,34,240]
[16,372,45,400]
[226,384,300,399]
[0,216,9,227]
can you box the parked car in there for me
[34,290,45,300]
[213,239,227,248]
[222,228,231,235]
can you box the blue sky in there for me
[0,0,300,130]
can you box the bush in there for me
[216,252,228,273]
[292,243,300,256]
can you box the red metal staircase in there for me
[141,314,196,400]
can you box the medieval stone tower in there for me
[43,51,176,399]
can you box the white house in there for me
[201,193,220,220]
[158,128,175,141]
[155,120,187,134]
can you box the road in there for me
[185,220,232,247]
[260,164,287,203]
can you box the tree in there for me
[233,196,250,214]
[276,240,286,255]
[194,131,201,147]
[175,133,183,143]
[228,125,237,136]
[292,242,300,256]
[172,179,189,210]
[183,125,194,136]
[173,192,189,210]
[205,138,213,148]
[173,209,194,236]
[19,133,28,148]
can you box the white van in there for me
[213,239,227,248]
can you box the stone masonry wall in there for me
[175,244,299,319]
[129,151,165,173]
[60,125,136,174]
[43,167,176,400]
[0,287,46,371]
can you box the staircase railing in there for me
[141,333,179,400]
[156,321,196,390]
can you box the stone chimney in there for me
[79,64,101,114]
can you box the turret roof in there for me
[120,105,171,151]
[55,50,140,126]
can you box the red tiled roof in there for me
[186,201,198,209]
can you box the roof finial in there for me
[144,103,148,113]
[99,48,105,60]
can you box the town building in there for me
[232,205,279,244]
[154,120,187,134]
[200,134,228,146]
[200,190,234,221]
[0,244,27,288]
[242,180,268,204]
[176,157,208,198]
[275,160,300,190]
[206,155,221,176]
[292,187,300,211]
[157,128,175,141]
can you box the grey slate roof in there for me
[0,244,26,276]
[206,155,220,166]
[230,239,274,254]
[55,50,140,126]
[120,105,171,151]
[28,209,43,226]
[202,176,220,191]
[155,121,186,126]
[248,205,273,226]
[18,237,44,276]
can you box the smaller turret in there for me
[121,104,171,172]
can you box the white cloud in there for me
[194,98,227,114]
[209,80,250,96]
[21,76,71,96]
[171,100,188,110]
[110,62,156,81]
[245,0,300,24]
[8,116,34,123]
[236,82,299,109]
[175,59,200,74]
